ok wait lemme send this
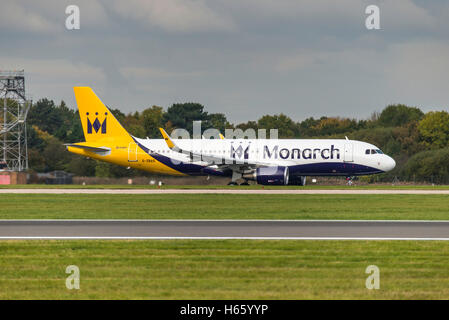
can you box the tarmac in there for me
[1,220,449,240]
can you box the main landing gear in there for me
[227,171,245,186]
[227,180,250,186]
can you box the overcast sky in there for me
[1,0,448,123]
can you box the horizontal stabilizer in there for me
[65,144,111,156]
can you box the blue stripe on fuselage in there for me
[288,162,383,176]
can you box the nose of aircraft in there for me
[384,156,396,172]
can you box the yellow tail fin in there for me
[74,87,130,142]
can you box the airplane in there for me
[66,87,396,186]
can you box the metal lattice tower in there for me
[0,70,31,171]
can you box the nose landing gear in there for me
[346,176,355,186]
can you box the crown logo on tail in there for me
[87,112,107,134]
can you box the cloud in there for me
[119,67,204,79]
[111,0,235,33]
[0,0,448,121]
[68,0,110,28]
[223,0,362,19]
[384,41,449,107]
[0,1,57,34]
[0,57,106,105]
[214,0,438,35]
[381,0,437,31]
[0,57,105,82]
[0,0,110,35]
[273,51,326,73]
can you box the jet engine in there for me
[288,175,307,186]
[243,166,289,185]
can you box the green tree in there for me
[311,117,359,136]
[418,111,449,149]
[66,112,84,142]
[378,104,424,127]
[41,137,71,172]
[28,98,59,134]
[163,103,209,134]
[401,148,449,183]
[29,126,71,172]
[236,121,258,131]
[28,99,83,143]
[257,114,299,138]
[27,125,45,151]
[28,148,46,172]
[66,156,96,176]
[142,106,164,138]
[127,124,145,138]
[120,112,146,138]
[208,113,230,133]
[298,117,320,137]
[110,108,126,123]
[95,161,111,177]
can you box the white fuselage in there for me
[134,137,396,177]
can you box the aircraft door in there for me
[344,143,354,162]
[128,142,138,162]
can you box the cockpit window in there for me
[366,149,384,155]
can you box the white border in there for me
[1,188,449,195]
[0,219,448,222]
[0,236,448,240]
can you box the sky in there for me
[0,0,448,123]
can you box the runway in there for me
[1,220,449,240]
[1,188,449,194]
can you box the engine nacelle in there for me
[288,175,306,186]
[253,166,290,185]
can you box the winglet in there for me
[159,128,175,149]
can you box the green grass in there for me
[0,194,449,220]
[1,184,449,189]
[0,240,448,299]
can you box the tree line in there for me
[25,98,449,183]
